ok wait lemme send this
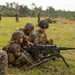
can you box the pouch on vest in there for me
[8,53,16,64]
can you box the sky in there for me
[0,0,75,11]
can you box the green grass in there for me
[0,17,75,75]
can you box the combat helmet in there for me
[24,22,34,30]
[38,20,49,28]
[11,31,24,40]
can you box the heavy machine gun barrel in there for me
[29,45,75,50]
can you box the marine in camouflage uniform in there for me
[30,20,53,45]
[3,31,34,67]
[18,22,34,49]
[0,50,8,75]
[37,11,41,23]
[15,12,19,22]
[19,22,34,40]
[29,20,54,60]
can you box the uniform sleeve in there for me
[11,44,23,57]
[29,31,39,45]
[13,44,33,65]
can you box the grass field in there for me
[0,17,75,75]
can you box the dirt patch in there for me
[55,18,75,25]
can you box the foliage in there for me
[0,2,75,19]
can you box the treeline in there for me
[0,2,75,19]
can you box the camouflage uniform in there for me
[19,22,34,40]
[30,20,49,45]
[30,30,54,45]
[3,31,33,67]
[29,20,54,60]
[37,11,41,23]
[18,22,34,49]
[0,50,8,75]
[30,29,48,45]
[7,41,33,67]
[15,12,19,22]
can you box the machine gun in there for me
[24,45,75,71]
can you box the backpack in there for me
[2,43,16,64]
[2,43,10,52]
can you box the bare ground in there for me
[55,18,75,25]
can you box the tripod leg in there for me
[59,55,69,68]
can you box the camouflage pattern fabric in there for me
[11,31,25,41]
[37,12,41,23]
[8,42,33,67]
[23,22,34,31]
[15,13,19,22]
[17,22,34,41]
[0,50,8,75]
[3,31,34,68]
[18,29,30,40]
[29,20,52,45]
[18,22,34,48]
[30,29,48,45]
[29,29,54,59]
